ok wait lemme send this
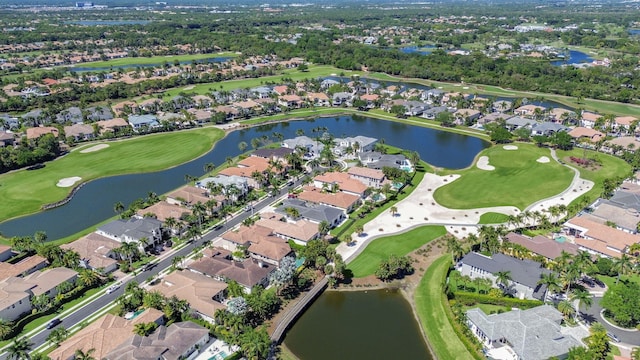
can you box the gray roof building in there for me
[96,218,163,245]
[586,202,640,233]
[505,116,536,129]
[458,252,551,300]
[282,136,324,158]
[466,305,582,360]
[85,106,113,122]
[56,107,83,124]
[105,321,209,360]
[128,114,159,129]
[362,153,411,170]
[0,114,19,130]
[607,190,640,212]
[276,199,345,227]
[531,122,569,136]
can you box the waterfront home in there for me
[457,252,551,300]
[148,270,227,322]
[127,114,160,131]
[49,309,165,360]
[0,255,47,281]
[332,92,352,106]
[503,232,578,262]
[0,267,78,321]
[505,116,535,131]
[297,186,361,213]
[197,175,249,200]
[278,94,303,108]
[466,305,582,360]
[188,248,275,293]
[453,108,481,125]
[306,92,331,107]
[276,199,346,228]
[421,106,450,120]
[548,108,577,123]
[0,245,13,262]
[334,135,377,154]
[105,321,210,360]
[492,100,512,113]
[563,216,640,258]
[360,152,413,172]
[135,201,194,234]
[282,136,324,159]
[96,217,164,249]
[251,147,294,161]
[61,233,120,274]
[26,126,59,140]
[167,186,212,208]
[514,104,546,118]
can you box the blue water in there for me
[69,57,233,73]
[66,20,152,26]
[0,116,489,239]
[551,50,594,66]
[399,45,436,55]
[629,29,640,36]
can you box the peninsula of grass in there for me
[415,255,480,360]
[0,127,224,222]
[67,52,237,69]
[478,212,510,224]
[433,144,574,210]
[348,225,447,278]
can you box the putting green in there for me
[0,128,224,222]
[433,144,573,210]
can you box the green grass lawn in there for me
[434,144,574,210]
[478,212,510,224]
[0,127,224,222]
[415,255,478,360]
[348,225,446,278]
[462,303,510,315]
[67,52,237,69]
[555,148,632,202]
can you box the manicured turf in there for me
[555,148,632,201]
[478,212,510,224]
[434,144,574,210]
[0,127,224,222]
[415,255,477,360]
[68,52,236,69]
[348,225,447,278]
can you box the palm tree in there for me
[164,217,178,235]
[318,220,331,237]
[495,270,512,292]
[389,206,398,217]
[73,348,96,360]
[203,162,215,175]
[117,242,140,268]
[631,347,640,360]
[570,289,593,321]
[538,272,562,301]
[613,254,634,284]
[78,269,100,287]
[47,327,69,346]
[238,141,248,153]
[7,337,32,360]
[0,319,13,340]
[113,201,125,215]
[557,300,575,320]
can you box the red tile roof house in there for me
[256,213,320,245]
[563,216,640,258]
[61,233,120,274]
[297,186,361,213]
[313,171,369,198]
[568,127,604,144]
[26,126,59,140]
[503,232,579,262]
[347,166,387,189]
[97,118,130,134]
[135,201,194,236]
[278,94,303,108]
[580,111,601,128]
[219,224,293,266]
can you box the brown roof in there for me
[607,136,640,149]
[581,112,601,122]
[298,186,360,210]
[233,100,261,109]
[348,166,385,181]
[149,271,226,316]
[21,267,78,296]
[61,233,119,270]
[26,126,58,140]
[167,186,210,206]
[360,94,379,101]
[188,251,274,289]
[136,201,192,222]
[0,279,32,312]
[64,124,93,137]
[279,94,302,102]
[307,92,329,101]
[49,309,165,360]
[504,232,578,260]
[0,255,47,281]
[314,172,368,195]
[248,236,292,263]
[256,218,319,243]
[574,237,622,258]
[222,224,273,247]
[566,216,640,253]
[568,127,604,142]
[237,156,277,172]
[97,118,129,132]
[615,116,637,126]
[213,105,239,115]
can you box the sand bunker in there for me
[503,145,518,150]
[476,156,495,171]
[57,176,82,187]
[537,156,551,163]
[183,85,195,90]
[80,144,109,153]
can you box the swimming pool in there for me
[555,236,567,243]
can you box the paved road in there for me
[580,296,640,346]
[2,180,301,359]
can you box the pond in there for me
[551,50,594,66]
[400,45,436,55]
[284,289,432,360]
[0,115,489,239]
[69,57,233,73]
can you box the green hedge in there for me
[453,292,543,309]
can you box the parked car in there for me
[46,318,62,329]
[244,205,253,212]
[106,282,121,294]
[582,278,595,288]
[607,332,620,342]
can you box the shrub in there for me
[453,292,543,309]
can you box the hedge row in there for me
[453,291,543,309]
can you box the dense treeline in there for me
[0,133,60,173]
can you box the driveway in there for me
[580,296,640,346]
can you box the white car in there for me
[106,282,121,294]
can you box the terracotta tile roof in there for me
[504,232,578,260]
[136,201,192,222]
[566,216,640,253]
[26,126,58,140]
[256,218,319,243]
[307,92,329,101]
[248,236,292,263]
[360,94,379,101]
[279,94,302,102]
[148,270,226,316]
[233,100,261,109]
[348,166,385,181]
[574,237,622,258]
[64,124,93,138]
[97,118,129,131]
[314,171,368,195]
[238,156,273,172]
[167,186,210,205]
[298,186,360,210]
[219,166,256,178]
[568,127,604,142]
[49,309,165,360]
[213,105,239,115]
[188,253,274,290]
[0,255,47,281]
[581,112,601,122]
[21,267,78,296]
[222,224,273,247]
[615,116,637,126]
[273,85,288,95]
[61,233,119,270]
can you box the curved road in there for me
[0,180,302,360]
[581,296,640,346]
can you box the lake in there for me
[284,289,432,360]
[400,45,436,55]
[551,50,594,66]
[0,116,489,239]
